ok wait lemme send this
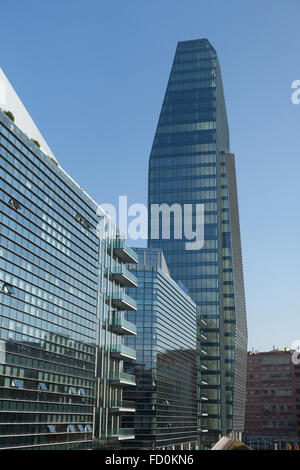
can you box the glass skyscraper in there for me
[148,39,247,445]
[0,72,138,449]
[122,248,198,450]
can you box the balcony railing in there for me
[105,266,138,287]
[112,239,138,264]
[109,371,136,386]
[200,331,208,341]
[198,393,221,402]
[119,428,135,440]
[199,346,208,356]
[107,292,137,311]
[198,427,209,433]
[110,344,136,360]
[111,266,138,287]
[197,378,208,386]
[108,428,135,440]
[197,394,209,401]
[109,400,136,412]
[198,410,209,417]
[105,315,137,335]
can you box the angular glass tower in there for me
[148,39,247,445]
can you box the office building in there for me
[122,248,198,450]
[0,68,138,449]
[148,39,247,445]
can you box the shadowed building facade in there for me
[122,248,198,450]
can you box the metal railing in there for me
[110,344,136,359]
[111,292,137,310]
[109,371,136,385]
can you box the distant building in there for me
[244,349,298,449]
[122,248,198,450]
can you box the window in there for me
[69,386,77,394]
[79,388,86,396]
[77,424,84,432]
[67,425,76,432]
[1,283,15,296]
[39,382,47,391]
[47,425,56,433]
[8,197,21,211]
[85,424,92,432]
[11,379,23,388]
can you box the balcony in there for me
[108,428,135,440]
[198,410,209,417]
[199,318,207,328]
[109,371,136,386]
[110,345,136,361]
[198,394,209,401]
[113,239,138,264]
[107,292,137,311]
[109,400,136,413]
[200,331,208,341]
[198,427,208,433]
[119,428,135,440]
[199,347,208,356]
[111,267,138,287]
[198,378,208,386]
[105,316,137,335]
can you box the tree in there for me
[31,139,41,148]
[4,110,14,122]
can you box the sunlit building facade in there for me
[244,350,298,450]
[148,39,247,445]
[0,76,138,449]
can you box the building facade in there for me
[0,77,138,449]
[148,38,247,445]
[97,234,139,447]
[294,360,300,441]
[122,248,198,450]
[244,350,298,449]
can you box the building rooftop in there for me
[248,348,292,355]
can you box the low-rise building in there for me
[244,349,298,449]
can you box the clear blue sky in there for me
[1,0,299,352]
